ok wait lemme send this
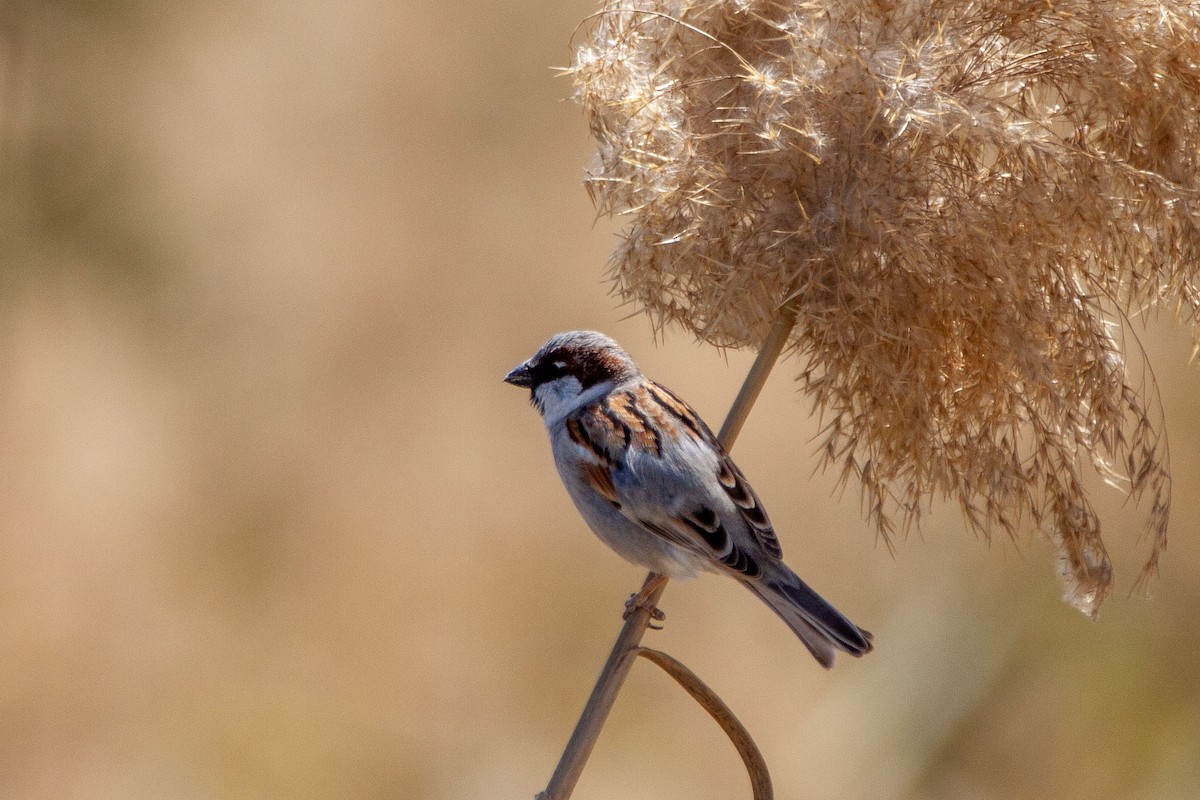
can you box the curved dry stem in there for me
[537,310,798,800]
[634,647,774,800]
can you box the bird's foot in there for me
[623,573,668,628]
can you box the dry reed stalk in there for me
[569,0,1200,615]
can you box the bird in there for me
[504,330,873,668]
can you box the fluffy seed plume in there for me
[569,0,1200,616]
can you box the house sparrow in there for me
[505,330,872,668]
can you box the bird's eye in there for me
[528,358,566,385]
[538,358,568,378]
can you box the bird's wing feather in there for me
[562,382,778,576]
[640,381,784,559]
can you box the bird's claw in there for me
[623,592,667,628]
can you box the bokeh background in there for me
[1,2,1198,799]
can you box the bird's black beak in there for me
[503,361,533,388]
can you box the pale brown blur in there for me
[0,3,1197,800]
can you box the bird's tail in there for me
[744,567,873,669]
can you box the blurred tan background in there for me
[1,2,1198,798]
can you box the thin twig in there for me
[535,572,667,800]
[537,308,799,800]
[718,305,800,448]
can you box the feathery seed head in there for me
[570,0,1200,613]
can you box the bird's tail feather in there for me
[745,569,873,669]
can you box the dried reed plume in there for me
[570,0,1200,615]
